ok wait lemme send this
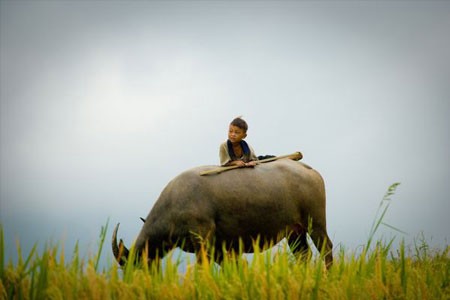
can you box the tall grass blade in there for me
[32,246,50,300]
[366,182,401,251]
[94,218,109,272]
[123,244,137,283]
[400,240,407,293]
[311,259,323,300]
[381,222,408,235]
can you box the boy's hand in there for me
[244,161,257,167]
[234,160,246,167]
[230,160,256,168]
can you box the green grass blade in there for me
[381,222,408,235]
[94,218,109,272]
[366,183,401,251]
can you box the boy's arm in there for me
[219,142,232,166]
[249,145,258,161]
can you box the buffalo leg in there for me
[288,230,311,261]
[309,228,333,269]
[190,221,216,265]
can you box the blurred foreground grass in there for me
[1,184,449,299]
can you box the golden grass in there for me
[1,229,449,300]
[1,184,449,299]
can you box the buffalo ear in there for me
[140,217,146,223]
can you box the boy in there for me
[220,117,258,167]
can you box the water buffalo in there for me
[112,158,333,268]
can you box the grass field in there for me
[1,184,449,299]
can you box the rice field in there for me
[1,184,449,299]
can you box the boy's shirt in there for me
[219,140,257,166]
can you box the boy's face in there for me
[228,125,247,143]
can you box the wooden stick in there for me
[199,151,303,176]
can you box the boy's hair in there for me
[230,116,248,132]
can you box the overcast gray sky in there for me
[1,1,449,265]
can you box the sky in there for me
[1,1,449,266]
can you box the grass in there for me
[1,184,449,299]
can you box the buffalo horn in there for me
[112,223,129,266]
